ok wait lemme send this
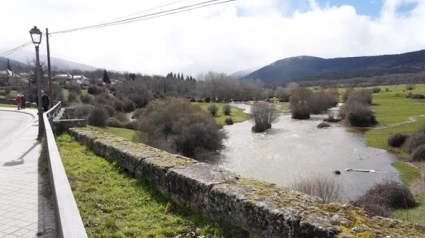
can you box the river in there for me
[215,103,400,202]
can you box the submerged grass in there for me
[57,133,225,237]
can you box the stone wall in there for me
[68,127,424,238]
[53,108,86,133]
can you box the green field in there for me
[358,84,425,225]
[57,133,225,237]
[193,102,250,125]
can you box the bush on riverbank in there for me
[404,130,425,153]
[340,90,377,127]
[411,145,425,161]
[136,98,226,161]
[387,133,409,147]
[341,102,377,127]
[353,181,416,217]
[290,88,337,119]
[225,117,233,125]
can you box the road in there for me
[0,110,33,146]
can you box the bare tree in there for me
[250,102,279,132]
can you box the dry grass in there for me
[292,175,342,203]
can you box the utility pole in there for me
[46,28,53,107]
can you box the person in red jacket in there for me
[15,95,21,110]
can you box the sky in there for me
[1,0,425,76]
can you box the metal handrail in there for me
[43,102,88,238]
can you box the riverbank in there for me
[364,84,425,224]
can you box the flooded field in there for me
[215,104,400,201]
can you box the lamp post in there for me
[29,26,44,139]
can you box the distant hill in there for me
[231,66,262,78]
[244,49,425,82]
[0,57,25,71]
[0,49,97,72]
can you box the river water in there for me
[215,104,400,202]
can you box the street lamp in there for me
[29,26,44,139]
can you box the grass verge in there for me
[88,125,137,142]
[57,133,225,237]
[193,102,250,125]
[391,161,421,187]
[0,103,16,108]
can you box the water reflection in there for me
[216,104,400,202]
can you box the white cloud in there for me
[1,0,425,76]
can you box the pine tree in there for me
[103,69,111,84]
[177,73,181,80]
[129,73,136,80]
[181,73,184,80]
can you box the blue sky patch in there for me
[315,0,381,17]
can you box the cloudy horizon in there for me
[1,0,425,75]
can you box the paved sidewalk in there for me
[0,108,55,238]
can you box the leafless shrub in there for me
[411,144,425,161]
[404,131,425,153]
[106,117,124,128]
[292,175,342,203]
[250,102,279,132]
[69,104,94,119]
[387,133,409,147]
[208,104,218,116]
[80,94,94,104]
[290,88,313,119]
[67,84,81,95]
[88,107,109,127]
[88,85,103,95]
[353,180,416,217]
[410,94,425,99]
[340,102,377,127]
[307,91,338,114]
[67,91,80,104]
[222,104,231,115]
[225,117,233,125]
[131,108,143,119]
[406,84,416,91]
[346,89,372,105]
[371,87,381,93]
[114,112,130,123]
[136,97,226,161]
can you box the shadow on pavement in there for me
[3,142,39,167]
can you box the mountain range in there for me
[0,49,97,72]
[241,49,425,82]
